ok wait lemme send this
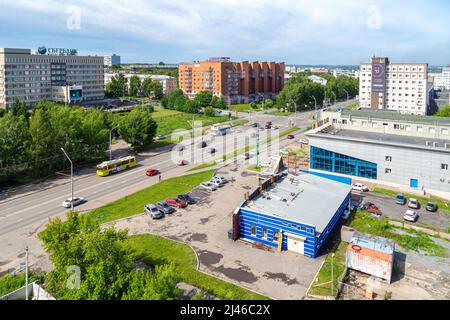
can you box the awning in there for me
[284,232,307,241]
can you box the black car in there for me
[178,194,196,205]
[251,123,259,127]
[244,152,250,160]
[425,202,438,212]
[156,201,175,214]
[197,141,207,148]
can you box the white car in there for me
[212,176,228,185]
[403,210,419,222]
[200,182,217,191]
[298,138,309,145]
[62,196,86,208]
[351,183,369,192]
[408,198,420,209]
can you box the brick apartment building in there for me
[179,57,285,105]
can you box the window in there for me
[273,231,280,242]
[442,129,449,135]
[394,124,400,130]
[385,168,392,174]
[385,156,392,162]
[429,127,436,134]
[262,228,268,239]
[417,126,423,133]
[442,164,449,170]
[251,226,256,236]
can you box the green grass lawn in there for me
[308,241,347,297]
[343,102,360,109]
[126,234,269,300]
[372,187,450,214]
[89,170,216,224]
[349,211,447,257]
[266,110,293,116]
[187,162,217,172]
[152,108,231,136]
[230,104,258,112]
[246,165,262,172]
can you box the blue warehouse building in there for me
[235,172,352,258]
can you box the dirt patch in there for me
[198,250,223,266]
[17,252,26,258]
[214,265,258,283]
[187,233,208,243]
[0,260,11,266]
[263,272,299,285]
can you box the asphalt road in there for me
[0,110,313,237]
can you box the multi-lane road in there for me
[0,110,315,237]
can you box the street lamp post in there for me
[343,89,350,101]
[310,96,317,111]
[25,246,29,301]
[61,148,74,212]
[331,91,337,106]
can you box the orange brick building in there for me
[179,57,285,105]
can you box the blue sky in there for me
[0,0,449,65]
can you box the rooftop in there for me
[241,172,351,233]
[352,231,395,255]
[310,127,450,151]
[340,109,450,126]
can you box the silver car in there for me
[62,196,86,208]
[144,204,164,219]
[200,182,217,191]
[408,198,420,209]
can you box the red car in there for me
[178,160,188,166]
[165,198,187,208]
[146,168,160,176]
[287,134,295,139]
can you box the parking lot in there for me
[351,191,450,231]
[109,165,324,300]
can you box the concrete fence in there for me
[389,220,450,240]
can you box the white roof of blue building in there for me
[242,172,351,233]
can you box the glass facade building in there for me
[310,146,378,179]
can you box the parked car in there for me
[210,177,227,187]
[273,125,280,130]
[403,210,419,222]
[396,193,407,205]
[244,152,250,160]
[156,201,175,214]
[212,176,228,185]
[251,123,259,127]
[197,141,207,148]
[287,134,295,139]
[173,144,185,152]
[146,168,160,176]
[351,183,369,192]
[178,194,196,204]
[144,204,164,219]
[425,202,438,212]
[298,138,309,145]
[341,209,351,220]
[178,160,188,166]
[207,147,216,154]
[165,198,187,208]
[408,198,420,209]
[62,196,86,208]
[200,182,217,191]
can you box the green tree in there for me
[435,105,450,117]
[250,102,258,109]
[142,78,164,100]
[105,74,128,98]
[28,107,55,176]
[129,76,142,97]
[10,97,28,118]
[211,96,226,109]
[193,91,213,109]
[204,106,215,117]
[118,106,157,149]
[264,99,274,109]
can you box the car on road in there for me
[62,196,86,208]
[173,144,185,152]
[197,141,207,148]
[351,183,369,192]
[273,125,279,130]
[165,197,187,208]
[210,176,227,187]
[212,176,228,185]
[200,182,217,191]
[153,135,168,141]
[146,168,160,176]
[156,201,175,214]
[178,194,196,205]
[178,160,188,166]
[144,204,164,219]
[207,147,216,154]
[287,134,295,139]
[425,202,438,212]
[298,138,309,145]
[403,210,419,222]
[396,193,407,205]
[408,198,420,209]
[251,123,259,127]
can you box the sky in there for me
[0,0,449,65]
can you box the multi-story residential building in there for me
[104,72,177,96]
[359,56,433,115]
[103,54,121,67]
[0,47,104,109]
[307,108,450,199]
[178,57,285,105]
[429,66,450,90]
[308,75,328,86]
[332,68,359,78]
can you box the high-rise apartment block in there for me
[178,57,285,104]
[0,47,104,109]
[359,56,433,115]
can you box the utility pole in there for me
[61,148,74,212]
[310,95,317,111]
[343,88,349,101]
[331,91,337,106]
[25,246,29,301]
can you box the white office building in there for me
[359,56,432,115]
[104,54,121,67]
[429,67,450,90]
[308,75,327,86]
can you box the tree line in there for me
[276,72,359,112]
[105,74,164,100]
[0,99,157,185]
[161,89,226,114]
